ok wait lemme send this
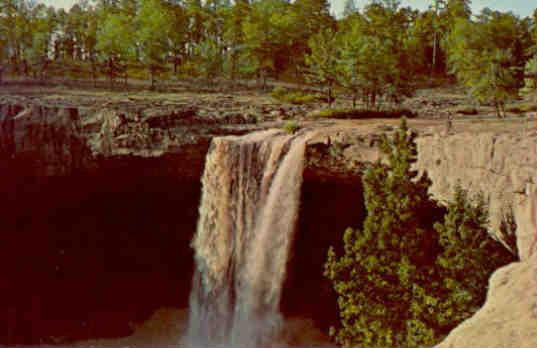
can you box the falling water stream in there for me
[186,129,311,348]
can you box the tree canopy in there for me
[0,0,535,102]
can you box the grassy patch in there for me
[283,120,300,134]
[271,86,324,104]
[313,108,417,119]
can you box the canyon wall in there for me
[416,132,537,260]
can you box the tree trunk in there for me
[230,53,236,81]
[108,58,114,89]
[499,102,506,118]
[494,99,501,118]
[91,59,97,88]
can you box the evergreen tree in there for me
[325,119,516,348]
[194,39,224,81]
[95,11,136,87]
[242,0,294,87]
[433,186,516,332]
[224,0,249,80]
[137,0,172,88]
[305,28,340,106]
[336,1,416,108]
[523,55,537,93]
[325,119,441,348]
[447,11,530,117]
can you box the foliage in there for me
[433,186,516,330]
[95,11,136,85]
[314,108,416,119]
[325,119,515,348]
[336,1,417,108]
[282,120,300,134]
[194,39,224,80]
[136,0,172,88]
[447,10,531,117]
[241,0,296,86]
[324,118,441,348]
[305,28,340,106]
[0,0,534,100]
[523,55,537,93]
[271,87,323,104]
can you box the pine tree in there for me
[137,0,172,88]
[305,28,340,106]
[95,11,136,87]
[433,185,516,332]
[324,119,442,348]
[447,11,529,117]
[325,119,516,348]
[524,55,537,93]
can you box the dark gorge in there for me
[0,118,365,345]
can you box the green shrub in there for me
[315,108,417,119]
[324,119,515,348]
[283,120,300,134]
[271,87,324,104]
[271,86,288,100]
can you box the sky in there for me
[40,0,535,18]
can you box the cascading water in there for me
[186,129,310,348]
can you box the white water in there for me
[186,129,310,348]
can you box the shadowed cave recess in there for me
[0,142,365,345]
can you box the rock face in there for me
[0,104,92,176]
[305,124,537,260]
[416,132,537,259]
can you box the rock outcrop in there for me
[416,132,537,259]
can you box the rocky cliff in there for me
[1,98,536,347]
[305,121,537,348]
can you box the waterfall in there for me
[186,129,310,348]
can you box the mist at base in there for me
[20,308,336,348]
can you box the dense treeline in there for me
[0,0,536,111]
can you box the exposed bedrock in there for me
[306,126,537,260]
[1,101,536,346]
